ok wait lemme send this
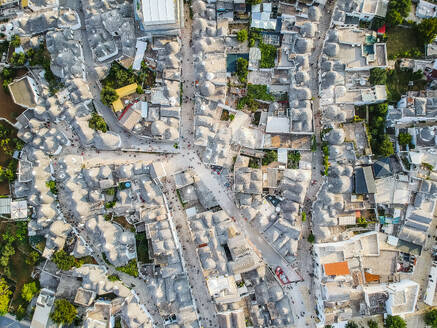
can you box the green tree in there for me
[425,308,437,328]
[345,322,359,328]
[368,319,379,328]
[237,29,248,42]
[10,35,21,48]
[379,135,394,157]
[10,52,26,66]
[417,17,437,45]
[50,299,77,324]
[136,85,144,94]
[0,278,12,315]
[259,42,277,68]
[100,86,119,106]
[398,132,412,147]
[384,315,406,328]
[88,113,108,133]
[262,150,278,165]
[386,0,411,26]
[236,57,248,83]
[25,251,40,266]
[369,68,387,85]
[21,281,39,302]
[52,250,78,271]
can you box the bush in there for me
[108,274,120,281]
[398,132,412,147]
[386,0,411,27]
[307,233,315,243]
[21,282,39,302]
[236,57,248,83]
[384,315,406,328]
[0,279,11,315]
[248,158,260,169]
[262,150,277,165]
[345,322,359,328]
[52,250,82,271]
[237,29,248,42]
[105,187,116,196]
[25,251,40,265]
[249,38,255,47]
[116,259,139,277]
[424,308,437,327]
[105,201,116,209]
[238,84,274,111]
[287,151,301,169]
[302,211,307,222]
[46,180,57,194]
[367,320,378,328]
[259,42,277,68]
[379,135,394,157]
[136,85,144,94]
[369,67,387,85]
[417,17,437,45]
[101,86,119,106]
[50,299,77,324]
[88,112,108,133]
[9,52,26,66]
[10,35,20,48]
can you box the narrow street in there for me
[161,178,220,328]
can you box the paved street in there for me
[161,178,220,328]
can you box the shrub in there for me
[88,112,108,133]
[262,150,277,165]
[307,233,315,243]
[236,57,248,83]
[369,67,387,85]
[10,35,20,48]
[384,315,406,328]
[101,86,119,106]
[50,299,77,324]
[398,132,412,147]
[108,274,120,281]
[136,85,144,94]
[386,0,411,27]
[52,250,81,271]
[46,180,57,194]
[424,308,437,327]
[417,17,437,45]
[237,29,248,42]
[116,259,139,277]
[21,281,39,302]
[259,42,277,68]
[0,278,11,315]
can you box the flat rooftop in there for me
[8,76,37,109]
[140,0,176,26]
